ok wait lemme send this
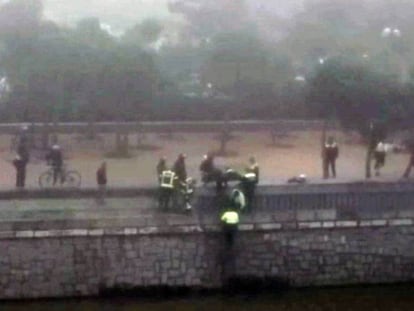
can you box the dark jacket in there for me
[96,166,107,185]
[324,143,339,160]
[200,157,214,173]
[46,149,63,167]
[173,158,187,181]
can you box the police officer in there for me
[46,144,63,185]
[323,136,339,178]
[220,207,240,248]
[13,155,27,188]
[159,168,176,210]
[173,153,187,183]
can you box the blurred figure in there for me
[173,153,187,183]
[156,156,167,184]
[231,188,246,212]
[241,156,259,210]
[246,156,259,184]
[374,141,386,176]
[96,162,107,204]
[402,146,414,179]
[323,136,339,178]
[159,168,177,210]
[46,144,63,185]
[13,154,27,188]
[220,206,240,249]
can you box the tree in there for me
[308,57,408,178]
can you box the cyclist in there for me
[46,144,64,185]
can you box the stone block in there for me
[15,231,34,238]
[389,219,413,227]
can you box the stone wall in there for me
[1,182,414,299]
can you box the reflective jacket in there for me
[221,211,239,225]
[160,170,176,189]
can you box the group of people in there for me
[322,136,407,179]
[156,152,260,212]
[156,153,195,210]
[11,126,65,188]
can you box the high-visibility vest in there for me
[244,172,257,182]
[221,211,239,225]
[160,170,176,189]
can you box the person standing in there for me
[96,162,107,203]
[402,145,414,179]
[323,136,339,178]
[13,155,27,188]
[173,153,187,183]
[159,169,176,210]
[46,144,63,185]
[246,156,259,184]
[156,156,167,184]
[220,207,240,249]
[374,141,386,176]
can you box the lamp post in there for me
[381,26,408,82]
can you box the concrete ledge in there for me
[0,181,413,200]
[5,218,414,240]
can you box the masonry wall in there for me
[1,182,414,299]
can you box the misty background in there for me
[0,0,413,136]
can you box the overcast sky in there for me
[41,0,304,32]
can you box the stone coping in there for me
[0,181,413,200]
[1,218,412,240]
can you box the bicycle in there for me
[38,165,82,188]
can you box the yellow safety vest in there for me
[160,170,176,189]
[221,211,239,225]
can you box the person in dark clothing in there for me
[156,156,167,184]
[200,154,214,177]
[323,136,339,178]
[200,154,227,192]
[96,162,107,203]
[246,156,259,184]
[173,153,187,183]
[17,142,29,164]
[402,146,414,179]
[13,155,27,188]
[46,144,63,185]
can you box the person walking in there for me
[96,162,107,203]
[374,141,386,176]
[13,155,27,188]
[323,136,339,178]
